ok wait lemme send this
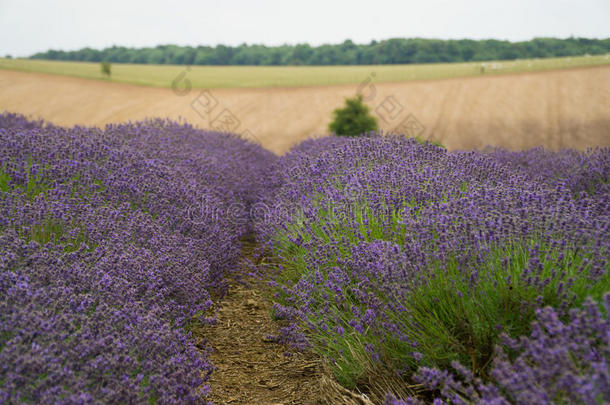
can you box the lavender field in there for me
[1,114,608,404]
[0,113,271,403]
[257,137,610,403]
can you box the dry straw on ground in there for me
[1,66,609,154]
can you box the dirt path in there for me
[190,240,324,405]
[191,239,380,405]
[1,66,609,154]
[199,278,322,404]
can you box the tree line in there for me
[30,37,610,66]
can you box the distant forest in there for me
[30,37,610,66]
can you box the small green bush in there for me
[329,94,378,137]
[101,61,112,77]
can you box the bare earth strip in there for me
[191,240,325,405]
[0,66,609,154]
[195,277,323,405]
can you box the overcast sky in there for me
[1,0,609,57]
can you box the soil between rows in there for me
[190,238,324,405]
[191,237,380,405]
[197,276,322,405]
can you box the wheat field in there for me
[0,65,608,154]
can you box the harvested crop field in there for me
[0,65,609,154]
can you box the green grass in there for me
[1,54,609,89]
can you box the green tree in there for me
[101,61,111,77]
[29,38,610,66]
[329,95,378,137]
[291,44,313,65]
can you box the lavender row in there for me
[256,135,609,403]
[0,113,272,403]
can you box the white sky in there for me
[1,0,609,57]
